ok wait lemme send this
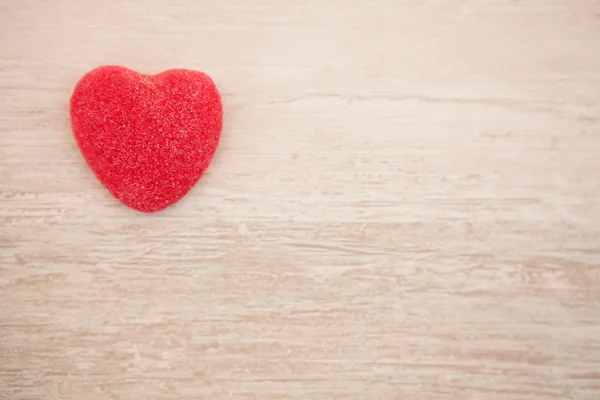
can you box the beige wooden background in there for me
[1,0,600,399]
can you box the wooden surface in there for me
[1,1,600,399]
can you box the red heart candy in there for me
[70,65,223,212]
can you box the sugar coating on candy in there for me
[70,65,222,212]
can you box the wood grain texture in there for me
[1,0,600,399]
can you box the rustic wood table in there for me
[1,1,599,399]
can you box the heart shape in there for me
[70,65,223,212]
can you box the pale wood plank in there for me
[1,1,599,399]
